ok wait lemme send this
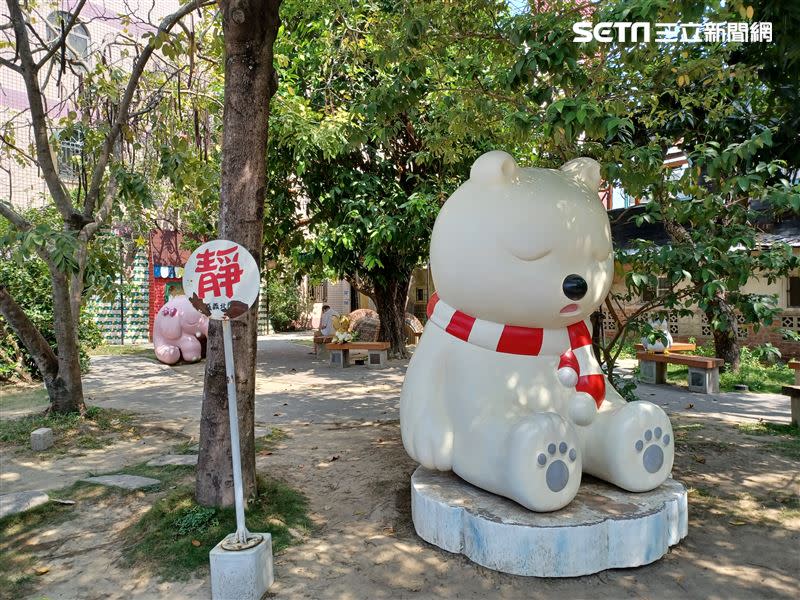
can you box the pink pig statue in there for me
[153,295,209,364]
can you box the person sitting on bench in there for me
[318,304,338,336]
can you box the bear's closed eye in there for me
[509,247,551,262]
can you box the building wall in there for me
[1,1,181,210]
[602,268,800,359]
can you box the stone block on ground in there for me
[0,491,50,519]
[81,474,160,490]
[30,427,53,451]
[210,533,273,600]
[411,466,688,577]
[145,455,198,467]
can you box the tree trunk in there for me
[705,299,741,371]
[0,283,84,412]
[195,0,281,507]
[49,268,86,412]
[373,274,411,359]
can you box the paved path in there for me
[82,336,790,431]
[84,334,406,436]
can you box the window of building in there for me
[311,282,327,303]
[46,11,91,62]
[415,287,426,302]
[57,127,85,180]
[788,277,800,308]
[641,275,670,302]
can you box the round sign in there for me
[183,240,260,320]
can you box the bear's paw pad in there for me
[634,427,670,474]
[537,441,577,493]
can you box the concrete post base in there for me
[638,359,666,384]
[210,533,273,600]
[367,349,388,368]
[411,467,688,577]
[330,349,350,367]
[687,366,719,394]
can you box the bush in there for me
[0,258,101,382]
[267,272,308,332]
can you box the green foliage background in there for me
[0,258,102,382]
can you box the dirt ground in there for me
[3,410,798,600]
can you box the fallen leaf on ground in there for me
[329,455,340,461]
[51,499,75,505]
[34,567,49,575]
[729,520,746,526]
[693,455,706,464]
[191,540,201,547]
[685,403,695,409]
[273,413,283,417]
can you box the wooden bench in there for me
[634,342,696,353]
[780,386,800,426]
[327,342,390,369]
[637,351,724,394]
[313,335,333,357]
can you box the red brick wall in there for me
[148,230,192,340]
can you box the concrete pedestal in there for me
[411,467,687,577]
[638,360,666,385]
[687,366,719,394]
[367,349,388,369]
[210,533,273,600]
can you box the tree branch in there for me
[82,0,214,221]
[35,0,90,69]
[0,201,32,230]
[0,286,59,382]
[5,0,77,222]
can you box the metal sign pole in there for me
[221,316,260,550]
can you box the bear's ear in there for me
[470,150,518,184]
[560,157,602,191]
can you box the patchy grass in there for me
[256,427,288,454]
[666,361,794,394]
[736,421,800,459]
[171,439,199,454]
[292,339,314,348]
[121,476,311,580]
[737,421,799,437]
[673,422,705,432]
[0,498,77,600]
[0,406,136,453]
[0,459,196,599]
[0,385,48,415]
[88,344,154,357]
[0,406,138,454]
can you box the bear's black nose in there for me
[562,274,588,301]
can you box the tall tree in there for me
[195,0,282,507]
[267,0,528,357]
[0,0,211,413]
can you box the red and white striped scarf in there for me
[426,293,605,408]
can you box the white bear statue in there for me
[400,151,674,512]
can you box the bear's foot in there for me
[634,426,671,474]
[537,440,579,493]
[582,401,674,493]
[506,412,581,512]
